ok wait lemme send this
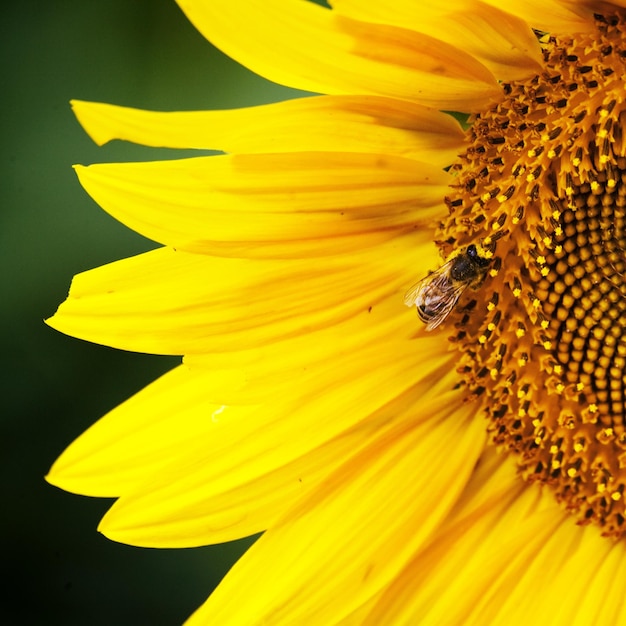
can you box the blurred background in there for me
[3,1,310,624]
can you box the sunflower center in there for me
[437,12,626,537]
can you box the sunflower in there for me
[47,0,626,623]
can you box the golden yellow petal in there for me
[359,455,555,624]
[50,283,451,544]
[183,396,486,625]
[476,525,626,625]
[46,233,436,355]
[98,347,459,546]
[72,152,451,256]
[331,0,543,81]
[358,445,626,625]
[566,540,626,625]
[181,292,444,405]
[176,0,500,111]
[101,432,344,546]
[484,505,626,625]
[45,364,253,497]
[481,0,594,33]
[71,96,465,166]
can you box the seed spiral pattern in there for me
[438,13,626,536]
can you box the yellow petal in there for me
[479,523,626,626]
[176,0,500,111]
[72,152,451,256]
[331,0,543,81]
[46,230,438,355]
[46,364,252,497]
[565,539,626,625]
[482,0,594,33]
[360,455,553,624]
[359,447,626,626]
[98,351,459,546]
[181,291,443,405]
[184,397,486,625]
[71,96,465,166]
[49,291,452,544]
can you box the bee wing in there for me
[403,262,454,308]
[422,281,466,331]
[403,280,427,308]
[404,263,468,331]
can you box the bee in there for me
[404,244,491,331]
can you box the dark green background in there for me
[3,1,312,624]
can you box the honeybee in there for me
[404,244,491,331]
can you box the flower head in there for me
[48,1,626,623]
